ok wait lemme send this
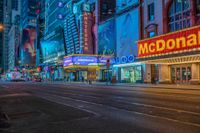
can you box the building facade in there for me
[0,0,4,74]
[8,0,20,71]
[112,0,144,83]
[140,0,200,84]
[3,0,12,72]
[62,0,98,81]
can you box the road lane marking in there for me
[114,99,200,116]
[0,93,30,98]
[36,88,200,116]
[34,91,200,128]
[36,93,101,117]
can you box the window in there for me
[148,3,155,21]
[168,0,191,32]
[148,31,156,38]
[197,0,200,14]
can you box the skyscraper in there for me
[8,0,20,70]
[20,0,38,66]
[0,0,4,73]
[41,0,67,64]
[3,0,12,72]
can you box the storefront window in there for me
[171,65,192,84]
[121,66,142,83]
[187,67,191,81]
[168,0,191,32]
[149,31,156,38]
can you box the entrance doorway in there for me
[151,64,159,83]
[171,65,192,84]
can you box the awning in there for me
[63,54,112,71]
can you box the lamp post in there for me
[0,24,4,32]
[0,24,4,74]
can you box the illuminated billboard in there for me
[21,29,36,66]
[116,9,139,57]
[63,55,112,67]
[98,19,115,55]
[138,26,200,58]
[63,56,73,67]
[41,40,65,63]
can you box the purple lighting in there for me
[63,55,112,67]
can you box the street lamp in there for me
[0,24,4,32]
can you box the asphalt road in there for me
[0,81,200,133]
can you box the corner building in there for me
[140,0,200,84]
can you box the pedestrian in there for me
[82,76,84,82]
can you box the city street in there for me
[0,82,200,133]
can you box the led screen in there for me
[116,9,139,57]
[73,56,98,66]
[63,56,112,67]
[98,19,115,55]
[21,29,36,65]
[41,40,65,63]
[63,56,73,67]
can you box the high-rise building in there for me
[110,0,142,83]
[99,0,116,22]
[36,0,45,66]
[21,0,38,29]
[39,0,69,80]
[20,0,38,67]
[8,0,20,70]
[63,0,96,55]
[41,0,67,64]
[3,0,12,72]
[138,0,200,84]
[0,0,4,73]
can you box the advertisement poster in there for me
[63,56,73,67]
[116,9,139,57]
[73,56,98,66]
[21,29,36,65]
[98,19,116,56]
[41,40,65,62]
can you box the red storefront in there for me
[138,26,200,84]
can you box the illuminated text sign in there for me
[138,26,200,57]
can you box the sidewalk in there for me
[44,81,200,90]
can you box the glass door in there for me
[171,65,192,84]
[182,67,187,83]
[187,66,191,82]
[176,67,181,83]
[171,67,176,83]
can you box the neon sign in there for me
[138,26,200,57]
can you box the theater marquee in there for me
[138,26,200,58]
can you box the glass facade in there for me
[168,0,191,32]
[171,64,192,84]
[120,65,143,83]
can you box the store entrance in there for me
[171,65,192,84]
